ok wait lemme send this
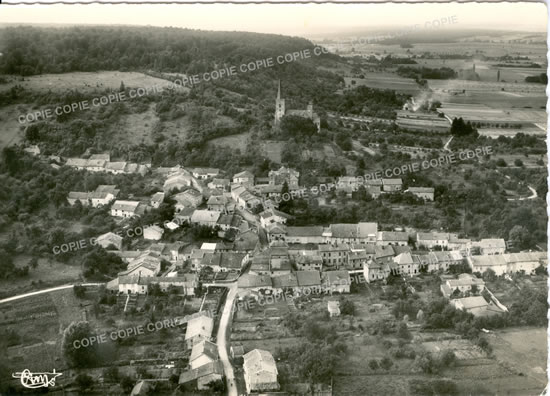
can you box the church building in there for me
[274,80,321,132]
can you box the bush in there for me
[73,285,86,298]
[75,374,94,391]
[340,298,355,316]
[397,322,411,340]
[103,366,119,382]
[440,350,456,367]
[380,356,393,370]
[369,359,379,370]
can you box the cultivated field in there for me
[345,74,420,94]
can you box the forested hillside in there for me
[0,26,334,75]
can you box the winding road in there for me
[0,283,103,305]
[507,185,538,201]
[216,282,239,396]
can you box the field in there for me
[0,105,26,149]
[345,74,420,94]
[0,256,82,299]
[260,140,285,163]
[488,327,547,386]
[208,131,251,151]
[0,71,184,94]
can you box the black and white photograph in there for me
[0,2,548,395]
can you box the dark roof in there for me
[296,271,321,286]
[179,361,224,384]
[287,226,324,237]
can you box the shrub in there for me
[369,359,379,370]
[440,350,456,367]
[380,356,393,370]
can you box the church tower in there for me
[274,80,285,125]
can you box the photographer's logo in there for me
[12,369,62,389]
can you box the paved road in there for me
[0,283,103,305]
[216,283,238,396]
[443,136,453,152]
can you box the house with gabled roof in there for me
[191,210,221,227]
[119,252,162,278]
[326,222,378,244]
[407,187,435,201]
[382,178,403,192]
[416,232,454,249]
[451,296,504,317]
[476,238,506,255]
[259,208,293,228]
[243,349,279,394]
[144,225,164,241]
[266,223,287,242]
[104,161,127,174]
[467,251,547,276]
[150,192,165,209]
[164,171,195,193]
[318,244,350,269]
[286,226,325,244]
[232,170,255,186]
[96,232,123,250]
[295,254,323,272]
[111,200,141,218]
[322,270,351,294]
[179,361,224,390]
[363,259,391,283]
[207,195,230,213]
[191,167,220,180]
[377,231,409,246]
[190,339,219,369]
[237,273,273,292]
[391,252,420,277]
[68,185,119,208]
[185,313,214,349]
[441,273,485,298]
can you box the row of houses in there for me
[467,252,547,276]
[363,249,466,282]
[268,222,379,245]
[237,270,352,295]
[67,185,120,208]
[337,177,436,200]
[417,233,507,256]
[66,153,150,175]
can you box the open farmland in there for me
[0,71,186,94]
[344,74,420,94]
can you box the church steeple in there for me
[274,79,285,125]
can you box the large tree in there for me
[62,321,100,368]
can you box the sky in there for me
[0,3,546,37]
